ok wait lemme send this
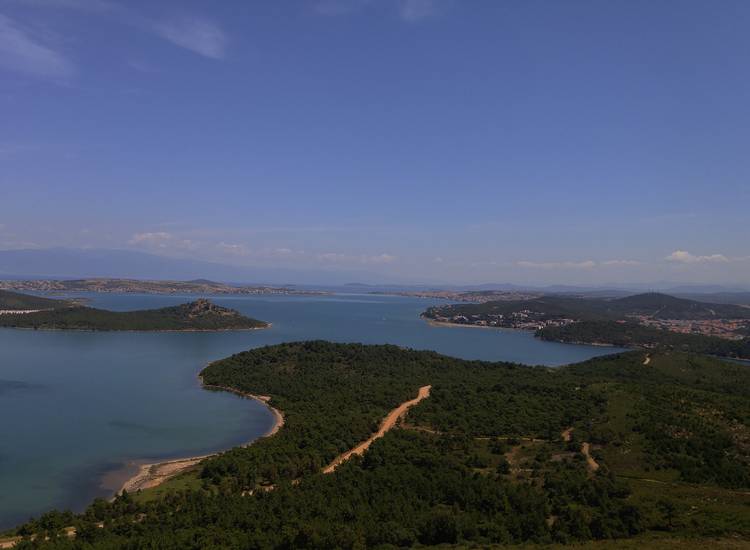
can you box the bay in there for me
[0,293,623,528]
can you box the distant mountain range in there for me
[1,248,748,295]
[0,248,396,286]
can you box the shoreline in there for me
[115,373,284,496]
[423,317,628,349]
[423,316,531,333]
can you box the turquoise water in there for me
[0,293,623,528]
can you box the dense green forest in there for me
[538,321,750,360]
[5,342,749,548]
[0,290,71,310]
[0,298,267,331]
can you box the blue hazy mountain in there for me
[0,248,393,286]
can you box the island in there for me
[0,295,268,331]
[423,292,750,360]
[3,342,748,548]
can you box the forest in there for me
[0,298,267,331]
[4,341,749,548]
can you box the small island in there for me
[0,296,268,331]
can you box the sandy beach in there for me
[116,377,284,495]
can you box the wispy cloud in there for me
[516,260,597,270]
[315,0,445,20]
[152,16,227,60]
[516,259,641,269]
[317,252,397,265]
[665,250,729,264]
[0,13,74,79]
[397,0,439,21]
[602,259,641,266]
[314,0,372,16]
[15,1,228,61]
[128,232,197,251]
[14,0,117,12]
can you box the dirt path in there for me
[581,442,600,472]
[323,385,431,473]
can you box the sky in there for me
[1,0,749,286]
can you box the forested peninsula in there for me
[4,342,748,548]
[0,297,267,331]
[424,292,750,360]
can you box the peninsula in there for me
[0,297,267,331]
[4,342,749,547]
[423,292,750,359]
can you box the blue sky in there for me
[1,0,748,285]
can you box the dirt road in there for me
[323,385,432,473]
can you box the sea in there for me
[0,292,624,529]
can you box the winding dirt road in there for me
[323,385,432,473]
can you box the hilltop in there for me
[0,297,267,331]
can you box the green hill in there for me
[7,343,749,548]
[0,298,267,331]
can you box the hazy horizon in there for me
[2,1,748,286]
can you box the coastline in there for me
[115,375,284,496]
[423,317,628,348]
[423,316,525,332]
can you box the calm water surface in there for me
[0,293,623,528]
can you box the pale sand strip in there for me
[323,385,432,474]
[118,379,284,495]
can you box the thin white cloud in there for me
[516,258,642,269]
[398,0,438,21]
[0,13,74,79]
[602,259,641,266]
[129,232,196,251]
[314,0,372,16]
[13,0,117,11]
[152,16,226,59]
[17,1,228,60]
[317,252,397,265]
[217,241,249,256]
[516,260,597,270]
[129,231,172,245]
[665,250,729,264]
